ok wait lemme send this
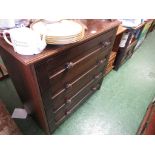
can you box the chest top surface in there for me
[0,20,120,66]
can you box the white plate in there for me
[31,21,47,35]
[46,20,83,37]
[31,20,85,45]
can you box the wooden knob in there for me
[65,62,74,69]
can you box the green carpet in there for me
[0,31,155,135]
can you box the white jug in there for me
[3,27,46,55]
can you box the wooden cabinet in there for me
[0,20,120,134]
[147,19,155,33]
[105,25,127,75]
[114,23,145,70]
[136,20,154,49]
[137,100,155,135]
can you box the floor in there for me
[0,31,155,135]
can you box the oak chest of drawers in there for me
[0,20,120,134]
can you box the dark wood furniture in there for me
[137,99,155,135]
[114,23,145,70]
[135,20,154,49]
[0,20,120,134]
[105,25,127,75]
[0,100,21,135]
[146,19,155,36]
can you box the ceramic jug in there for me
[3,27,46,55]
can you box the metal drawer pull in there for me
[65,83,72,89]
[104,41,111,46]
[92,87,97,91]
[65,62,74,69]
[101,41,111,47]
[94,74,100,79]
[66,99,72,104]
[92,84,100,91]
[65,111,70,115]
[97,59,106,66]
[99,59,104,65]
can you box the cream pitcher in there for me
[3,27,46,55]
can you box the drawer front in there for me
[49,47,110,96]
[65,59,106,99]
[65,73,103,113]
[51,59,107,112]
[35,27,117,132]
[46,29,115,77]
[54,104,66,124]
[52,73,103,125]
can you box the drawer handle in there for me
[101,41,111,48]
[65,62,74,70]
[65,83,72,89]
[94,74,100,80]
[92,87,97,91]
[92,84,100,91]
[66,99,72,104]
[104,41,111,46]
[99,59,104,65]
[65,111,70,115]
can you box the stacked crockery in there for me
[31,20,85,45]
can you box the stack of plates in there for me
[31,20,85,45]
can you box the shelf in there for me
[127,40,138,51]
[116,25,127,35]
[132,22,145,30]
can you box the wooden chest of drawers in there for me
[0,20,120,134]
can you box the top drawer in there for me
[46,28,116,76]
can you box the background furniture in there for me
[0,100,21,135]
[148,20,155,33]
[105,25,127,75]
[135,19,154,49]
[137,99,155,135]
[114,22,145,70]
[0,20,120,134]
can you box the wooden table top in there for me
[0,20,120,66]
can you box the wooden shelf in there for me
[132,22,145,30]
[105,25,127,75]
[116,25,127,35]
